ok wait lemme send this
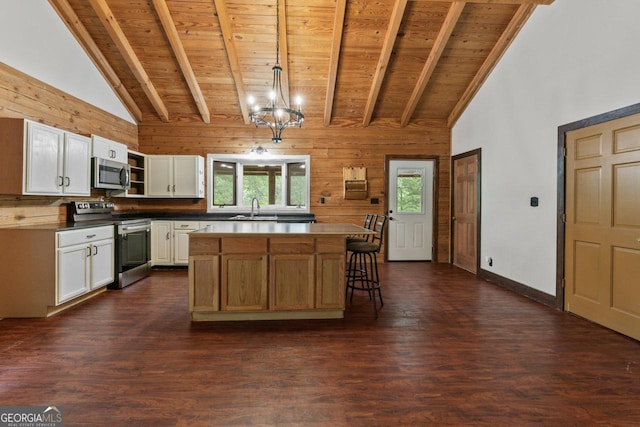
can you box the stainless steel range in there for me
[69,201,151,289]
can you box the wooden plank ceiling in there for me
[49,0,554,128]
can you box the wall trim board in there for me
[555,102,640,311]
[479,268,556,309]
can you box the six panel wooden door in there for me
[452,153,478,273]
[565,113,640,341]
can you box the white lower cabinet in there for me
[56,226,114,305]
[91,238,115,289]
[57,244,90,304]
[173,221,200,265]
[151,220,201,266]
[151,221,173,265]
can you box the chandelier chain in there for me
[275,0,280,66]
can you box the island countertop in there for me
[192,222,372,237]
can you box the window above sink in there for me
[206,154,310,214]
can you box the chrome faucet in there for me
[250,197,260,218]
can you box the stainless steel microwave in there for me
[92,157,131,190]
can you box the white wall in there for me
[452,0,640,296]
[0,1,134,123]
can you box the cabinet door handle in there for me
[167,185,171,192]
[58,176,64,187]
[180,224,189,228]
[65,177,70,187]
[86,247,91,258]
[93,246,98,255]
[166,232,170,240]
[173,185,176,192]
[86,234,96,239]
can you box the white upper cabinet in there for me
[62,133,91,195]
[91,134,128,163]
[146,155,173,197]
[22,120,91,196]
[146,155,204,198]
[23,121,64,194]
[173,155,204,198]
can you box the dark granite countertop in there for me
[0,220,116,232]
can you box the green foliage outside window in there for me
[397,170,423,213]
[208,155,309,210]
[288,162,306,206]
[242,167,282,206]
[212,161,235,206]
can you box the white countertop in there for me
[191,222,372,236]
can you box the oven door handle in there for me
[121,224,151,234]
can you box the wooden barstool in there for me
[345,215,386,318]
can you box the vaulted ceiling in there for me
[50,0,554,128]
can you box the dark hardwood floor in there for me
[1,263,638,426]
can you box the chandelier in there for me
[247,0,304,144]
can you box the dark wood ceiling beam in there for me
[152,0,210,124]
[410,0,553,4]
[401,1,465,127]
[324,0,347,127]
[48,0,143,123]
[447,3,536,127]
[88,0,170,122]
[363,0,408,127]
[214,0,250,124]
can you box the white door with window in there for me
[387,160,434,261]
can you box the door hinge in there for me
[562,213,566,223]
[561,278,565,289]
[562,146,567,157]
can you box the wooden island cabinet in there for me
[188,223,371,321]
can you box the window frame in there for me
[206,153,311,213]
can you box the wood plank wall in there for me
[138,120,452,262]
[0,63,139,226]
[0,62,452,261]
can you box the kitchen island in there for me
[188,222,372,321]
